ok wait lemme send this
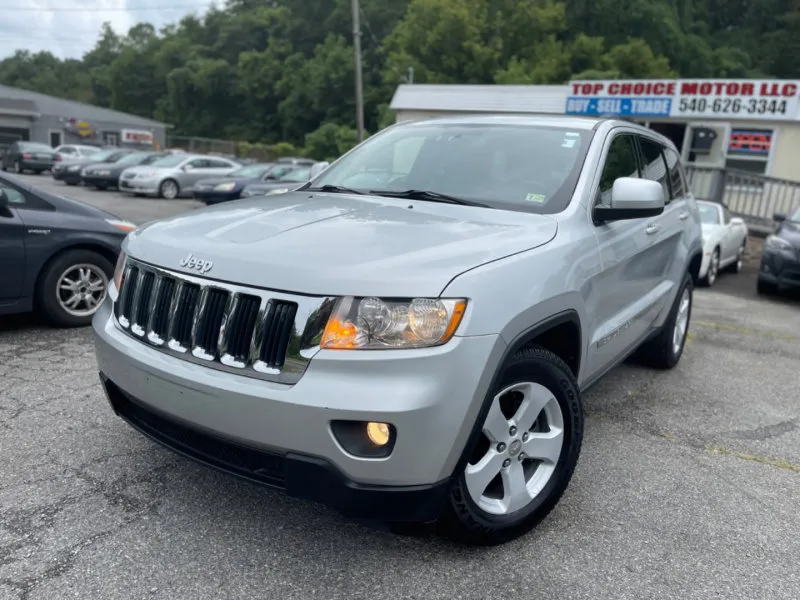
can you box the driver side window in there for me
[597,134,641,206]
[0,181,26,205]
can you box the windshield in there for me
[310,122,592,213]
[790,207,800,222]
[20,143,54,152]
[116,152,149,165]
[697,202,721,224]
[231,164,274,178]
[78,146,101,155]
[86,150,115,162]
[281,167,311,182]
[140,153,167,165]
[149,154,190,168]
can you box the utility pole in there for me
[351,0,365,142]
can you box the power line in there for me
[0,3,213,11]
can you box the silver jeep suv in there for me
[92,116,703,546]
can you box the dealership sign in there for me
[565,79,800,121]
[121,129,154,145]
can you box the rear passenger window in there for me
[638,138,670,204]
[663,147,687,199]
[598,134,640,205]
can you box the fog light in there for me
[366,422,391,446]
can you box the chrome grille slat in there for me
[111,257,336,385]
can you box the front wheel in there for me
[440,346,583,546]
[35,249,114,328]
[757,277,777,296]
[159,179,179,199]
[701,248,719,287]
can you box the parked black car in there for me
[0,171,134,327]
[193,162,300,204]
[1,141,58,174]
[239,163,329,198]
[82,151,171,190]
[758,208,800,295]
[52,148,138,186]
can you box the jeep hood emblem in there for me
[179,253,213,274]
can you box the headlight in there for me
[765,234,792,252]
[68,165,81,172]
[241,188,265,197]
[113,251,127,291]
[97,170,111,176]
[320,296,467,350]
[266,188,290,196]
[214,182,236,191]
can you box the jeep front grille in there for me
[113,258,335,384]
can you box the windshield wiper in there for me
[367,189,488,207]
[304,184,365,195]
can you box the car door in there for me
[719,205,738,262]
[585,131,666,378]
[636,136,686,309]
[0,179,27,300]
[179,158,212,190]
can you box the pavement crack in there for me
[705,445,800,472]
[724,418,798,441]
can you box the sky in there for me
[0,0,213,60]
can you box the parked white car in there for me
[697,200,749,286]
[118,154,239,199]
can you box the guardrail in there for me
[686,165,798,234]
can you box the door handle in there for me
[645,223,661,235]
[679,211,689,220]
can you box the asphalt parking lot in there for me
[1,174,799,600]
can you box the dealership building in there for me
[0,83,168,151]
[389,79,800,181]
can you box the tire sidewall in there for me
[36,249,114,328]
[446,349,583,541]
[665,273,693,366]
[160,179,179,199]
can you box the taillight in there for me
[56,155,62,162]
[22,153,31,159]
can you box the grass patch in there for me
[694,320,798,341]
[705,445,800,472]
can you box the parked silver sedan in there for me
[118,154,240,199]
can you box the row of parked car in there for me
[1,140,330,203]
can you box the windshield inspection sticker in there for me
[525,193,546,204]
[562,138,577,148]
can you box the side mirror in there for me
[594,177,665,223]
[730,216,745,226]
[773,212,786,222]
[308,161,330,180]
[183,164,193,171]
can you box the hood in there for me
[195,177,258,188]
[777,220,800,246]
[244,180,305,192]
[124,192,558,298]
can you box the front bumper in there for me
[83,174,119,187]
[194,190,240,204]
[759,248,800,288]
[53,168,83,182]
[119,178,160,195]
[92,297,504,520]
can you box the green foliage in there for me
[0,0,794,153]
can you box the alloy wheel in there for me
[56,264,109,318]
[465,381,564,516]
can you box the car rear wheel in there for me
[757,277,777,295]
[635,271,693,370]
[729,242,746,274]
[440,345,583,546]
[159,179,179,199]
[13,161,22,174]
[36,249,114,328]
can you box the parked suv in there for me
[92,117,703,546]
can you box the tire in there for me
[636,271,693,370]
[65,181,77,186]
[440,345,583,546]
[95,185,107,191]
[700,248,719,287]
[757,277,777,296]
[729,242,746,274]
[159,179,179,199]
[34,170,43,175]
[35,249,114,328]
